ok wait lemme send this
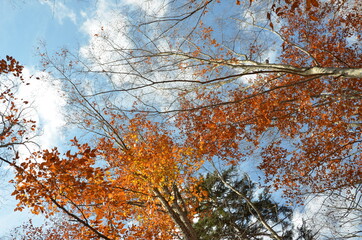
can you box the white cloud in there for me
[39,0,76,24]
[80,0,130,61]
[77,0,202,112]
[0,66,65,162]
[122,0,168,17]
[79,0,170,63]
[17,68,66,150]
[80,10,87,18]
[0,67,66,236]
[292,189,362,238]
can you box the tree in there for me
[193,167,294,240]
[295,220,318,240]
[9,114,205,239]
[173,0,362,199]
[39,0,361,198]
[0,56,36,167]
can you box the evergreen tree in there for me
[193,167,294,240]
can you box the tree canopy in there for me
[1,0,361,239]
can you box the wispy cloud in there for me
[0,67,66,236]
[123,0,168,17]
[38,0,76,24]
[17,67,66,151]
[78,0,197,112]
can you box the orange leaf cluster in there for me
[175,1,361,199]
[11,115,204,239]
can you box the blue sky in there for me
[0,0,358,238]
[0,0,92,235]
[0,0,315,236]
[0,0,170,235]
[0,1,91,66]
[0,0,282,235]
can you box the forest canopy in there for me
[1,0,361,239]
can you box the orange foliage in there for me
[176,1,361,198]
[11,115,203,239]
[6,0,362,238]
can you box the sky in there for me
[0,0,358,238]
[0,0,174,235]
[0,0,83,66]
[0,0,277,235]
[0,0,111,235]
